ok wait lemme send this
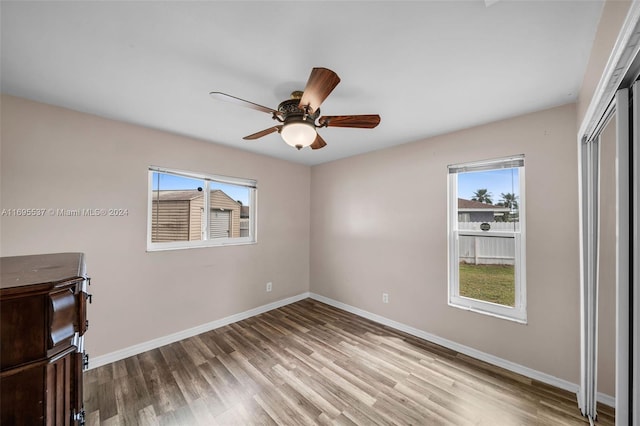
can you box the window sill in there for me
[146,239,257,252]
[448,299,527,324]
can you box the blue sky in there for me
[153,167,518,207]
[152,172,250,205]
[457,168,519,204]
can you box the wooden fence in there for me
[458,221,520,231]
[457,222,519,265]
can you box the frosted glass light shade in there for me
[281,122,316,149]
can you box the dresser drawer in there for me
[1,365,46,426]
[0,294,47,369]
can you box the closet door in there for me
[631,80,639,426]
[606,87,632,426]
[580,120,600,420]
[580,87,633,425]
[598,106,616,412]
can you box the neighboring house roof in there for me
[211,189,237,204]
[458,198,510,212]
[152,189,241,205]
[153,190,202,201]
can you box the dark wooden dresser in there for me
[1,253,91,425]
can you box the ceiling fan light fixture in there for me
[281,121,316,150]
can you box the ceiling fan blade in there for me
[210,92,277,114]
[243,125,282,140]
[299,68,341,113]
[318,114,381,129]
[310,133,327,150]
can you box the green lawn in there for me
[459,263,515,307]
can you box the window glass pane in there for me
[148,168,256,250]
[458,235,515,306]
[456,166,520,307]
[457,167,520,225]
[208,181,249,240]
[151,172,205,242]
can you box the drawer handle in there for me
[51,288,75,311]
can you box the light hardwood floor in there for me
[84,299,614,425]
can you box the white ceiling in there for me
[1,1,604,166]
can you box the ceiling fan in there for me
[210,67,381,151]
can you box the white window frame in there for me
[447,155,527,323]
[147,166,257,251]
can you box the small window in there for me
[147,167,256,251]
[448,155,526,323]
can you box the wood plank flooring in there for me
[84,299,615,425]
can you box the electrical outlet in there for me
[382,292,389,304]
[266,282,272,292]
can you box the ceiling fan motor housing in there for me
[277,98,320,126]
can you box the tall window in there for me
[448,155,526,322]
[147,167,256,251]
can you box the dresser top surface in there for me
[1,253,85,289]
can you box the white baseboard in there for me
[88,292,311,369]
[87,291,615,409]
[596,392,616,409]
[308,293,615,409]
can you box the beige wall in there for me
[577,0,631,127]
[0,95,311,358]
[310,103,581,383]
